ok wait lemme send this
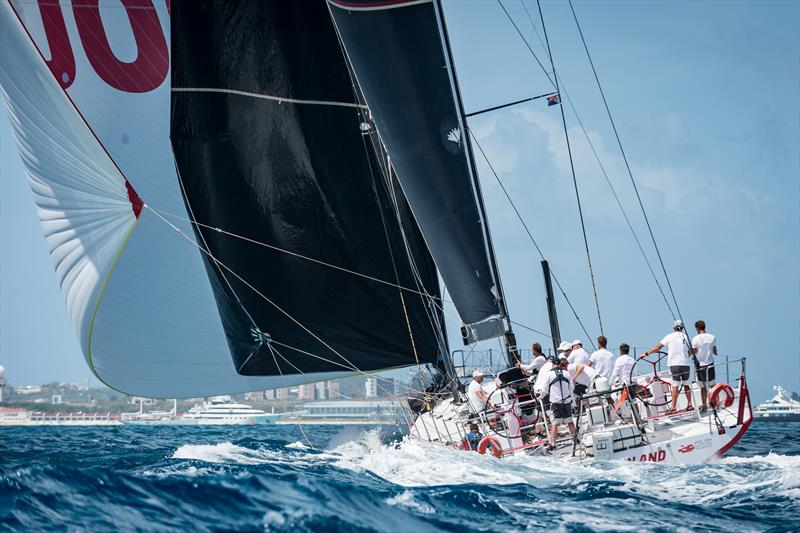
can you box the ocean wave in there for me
[2,424,798,532]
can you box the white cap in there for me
[472,369,484,378]
[673,319,684,329]
[557,341,572,352]
[572,339,582,347]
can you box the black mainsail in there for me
[328,0,513,349]
[170,0,443,376]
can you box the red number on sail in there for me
[72,0,168,93]
[36,0,76,89]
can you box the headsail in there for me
[170,0,443,376]
[0,0,441,396]
[328,0,510,344]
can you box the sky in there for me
[1,0,798,403]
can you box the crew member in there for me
[467,369,489,414]
[568,340,589,365]
[692,320,717,410]
[641,320,694,413]
[588,336,615,380]
[464,423,483,451]
[610,343,635,387]
[568,361,597,407]
[534,341,571,397]
[517,343,547,379]
[542,355,576,448]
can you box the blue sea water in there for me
[0,422,798,532]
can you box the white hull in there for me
[409,375,752,466]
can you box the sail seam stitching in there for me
[171,87,367,109]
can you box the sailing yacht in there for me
[0,0,751,463]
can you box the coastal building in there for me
[365,377,377,398]
[326,380,341,399]
[276,388,290,400]
[298,384,315,400]
[244,391,265,401]
[315,381,326,400]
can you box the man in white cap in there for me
[467,369,489,413]
[534,341,572,396]
[567,340,589,365]
[541,354,576,448]
[641,320,694,413]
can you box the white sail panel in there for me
[1,2,344,396]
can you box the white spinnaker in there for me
[1,1,346,396]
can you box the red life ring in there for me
[477,436,502,458]
[709,383,735,409]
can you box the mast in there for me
[541,260,561,355]
[433,0,518,366]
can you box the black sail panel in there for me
[170,0,442,376]
[328,0,507,339]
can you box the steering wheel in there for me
[630,351,672,407]
[482,386,531,439]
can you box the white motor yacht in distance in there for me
[179,396,282,425]
[754,386,800,422]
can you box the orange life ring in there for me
[709,383,735,409]
[477,436,502,458]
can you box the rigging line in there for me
[503,2,677,319]
[265,342,315,449]
[559,82,676,319]
[144,206,376,377]
[567,0,684,322]
[510,320,553,339]
[154,201,431,399]
[537,0,605,338]
[361,124,422,367]
[468,129,596,350]
[170,153,261,331]
[147,205,446,305]
[497,0,555,89]
[270,340,431,398]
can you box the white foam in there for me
[285,441,311,450]
[328,429,800,500]
[170,442,323,468]
[172,442,266,465]
[385,490,435,514]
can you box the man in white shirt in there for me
[541,355,576,448]
[517,343,547,379]
[642,320,694,413]
[610,343,636,387]
[692,320,717,410]
[534,341,571,397]
[467,369,489,413]
[568,361,597,408]
[588,335,615,380]
[567,340,589,365]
